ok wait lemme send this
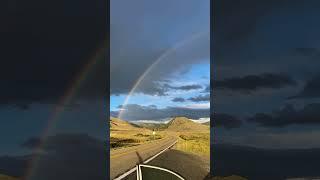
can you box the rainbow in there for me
[118,31,209,120]
[24,30,208,179]
[24,43,106,180]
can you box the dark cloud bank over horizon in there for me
[248,103,320,127]
[0,133,107,179]
[111,104,209,120]
[215,73,297,93]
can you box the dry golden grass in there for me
[175,131,210,157]
[167,117,209,132]
[110,116,210,155]
[110,117,166,149]
[110,129,165,149]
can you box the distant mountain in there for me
[167,117,209,131]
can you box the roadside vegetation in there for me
[110,132,163,149]
[175,132,210,156]
[110,117,165,149]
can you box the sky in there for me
[110,0,210,121]
[213,0,320,149]
[1,0,107,155]
[2,0,320,179]
[212,1,320,178]
[0,0,107,179]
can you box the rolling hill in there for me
[110,117,141,131]
[167,117,209,132]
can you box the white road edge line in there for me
[113,140,178,180]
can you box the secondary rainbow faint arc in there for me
[118,31,209,120]
[24,44,106,180]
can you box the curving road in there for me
[110,136,177,179]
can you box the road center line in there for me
[113,139,178,180]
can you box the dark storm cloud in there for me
[110,0,209,96]
[31,133,106,180]
[248,103,320,127]
[111,104,209,120]
[214,0,283,47]
[213,113,242,129]
[0,133,107,179]
[294,47,320,57]
[113,82,204,97]
[214,0,320,66]
[0,0,107,108]
[21,137,41,149]
[289,74,320,99]
[213,144,320,180]
[188,94,210,102]
[215,73,296,92]
[172,97,185,102]
[165,84,203,91]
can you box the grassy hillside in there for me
[176,132,210,156]
[110,116,210,156]
[163,117,211,156]
[167,117,209,132]
[110,117,164,149]
[110,117,141,131]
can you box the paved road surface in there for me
[147,149,210,180]
[110,136,177,179]
[113,148,211,180]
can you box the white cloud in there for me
[182,103,210,109]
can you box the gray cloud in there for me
[213,113,242,129]
[188,94,210,102]
[165,84,203,91]
[203,85,210,93]
[215,73,296,92]
[294,47,320,57]
[289,74,320,99]
[0,0,107,108]
[171,97,185,102]
[23,133,107,180]
[0,133,107,179]
[111,104,209,120]
[248,103,320,127]
[110,0,209,96]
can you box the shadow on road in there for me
[135,151,143,164]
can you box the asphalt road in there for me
[112,148,211,180]
[147,149,210,180]
[110,136,177,179]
